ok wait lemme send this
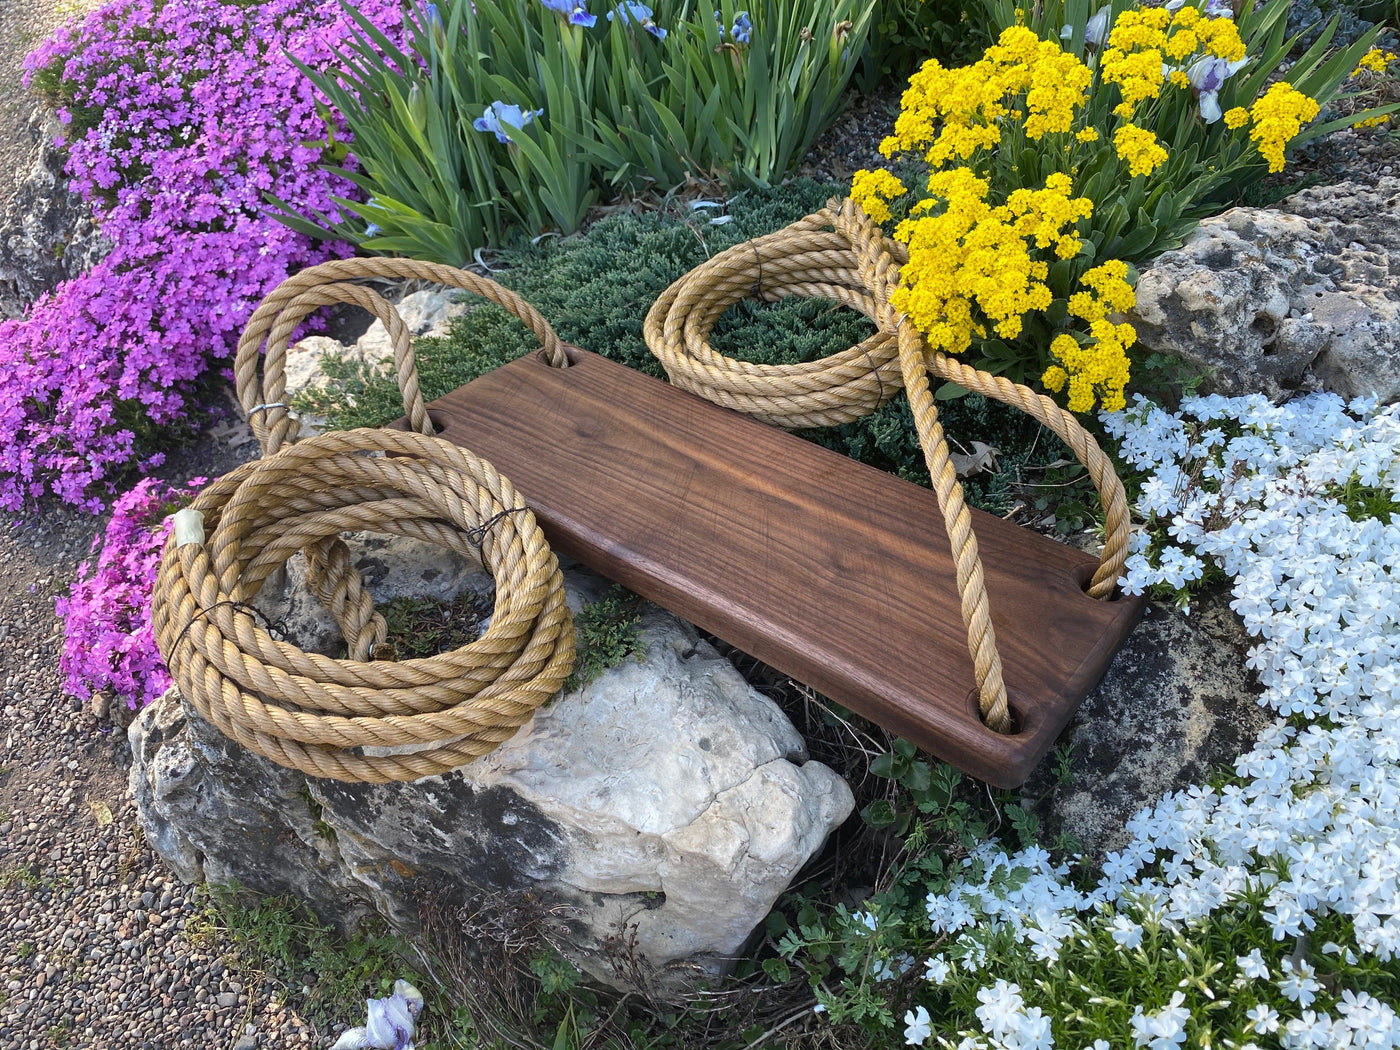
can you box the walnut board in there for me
[396,347,1144,787]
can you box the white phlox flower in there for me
[1129,991,1191,1050]
[905,1005,932,1046]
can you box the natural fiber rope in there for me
[644,198,1132,733]
[152,429,575,783]
[152,262,574,782]
[234,256,568,457]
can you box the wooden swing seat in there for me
[395,346,1145,789]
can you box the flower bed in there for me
[789,393,1400,1047]
[56,476,205,709]
[5,0,403,512]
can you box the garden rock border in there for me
[1131,177,1400,403]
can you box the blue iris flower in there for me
[472,101,543,144]
[540,0,597,27]
[607,2,666,39]
[731,11,751,44]
[421,2,443,31]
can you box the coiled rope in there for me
[645,199,1131,733]
[153,262,575,783]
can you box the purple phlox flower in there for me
[1061,5,1110,47]
[1187,53,1248,123]
[1203,0,1235,17]
[329,980,424,1050]
[608,2,666,39]
[731,11,751,44]
[472,100,543,143]
[541,0,597,27]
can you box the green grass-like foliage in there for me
[190,885,431,1038]
[379,592,494,659]
[298,182,1089,519]
[275,0,874,265]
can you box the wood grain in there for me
[392,347,1144,787]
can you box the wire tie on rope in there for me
[248,402,289,417]
[464,507,530,548]
[171,600,287,659]
[749,243,765,301]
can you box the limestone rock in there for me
[1024,588,1270,861]
[356,287,473,359]
[1130,178,1400,403]
[0,106,108,319]
[131,551,853,993]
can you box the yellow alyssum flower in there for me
[1170,6,1202,29]
[850,169,908,224]
[1248,81,1319,173]
[1196,16,1246,61]
[1113,124,1168,177]
[890,169,1093,359]
[1223,106,1250,129]
[1353,49,1397,76]
[1100,47,1166,108]
[879,26,1095,166]
[1076,127,1099,142]
[1106,9,1170,51]
[1358,114,1391,129]
[1165,29,1199,60]
[1043,262,1135,413]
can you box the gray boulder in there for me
[1130,178,1400,403]
[130,548,853,994]
[1024,588,1271,861]
[0,106,107,319]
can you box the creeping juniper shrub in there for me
[304,183,1097,524]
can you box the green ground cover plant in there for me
[296,181,1091,519]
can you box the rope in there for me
[643,198,1131,732]
[234,256,568,457]
[158,207,1133,773]
[154,262,574,782]
[152,428,575,783]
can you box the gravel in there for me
[0,4,1396,1048]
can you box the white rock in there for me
[131,541,853,994]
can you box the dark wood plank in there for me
[393,347,1143,787]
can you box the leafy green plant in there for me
[196,884,425,1035]
[773,738,1045,1042]
[379,592,494,659]
[1326,470,1400,524]
[277,0,875,265]
[566,584,644,689]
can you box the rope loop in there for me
[645,198,1132,733]
[234,258,567,458]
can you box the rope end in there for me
[172,508,205,548]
